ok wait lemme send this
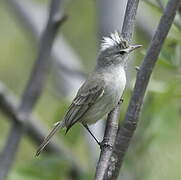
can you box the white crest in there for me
[101,31,122,51]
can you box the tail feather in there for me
[35,121,65,156]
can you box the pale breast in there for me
[83,66,126,124]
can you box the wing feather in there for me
[64,82,104,132]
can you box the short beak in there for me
[128,44,142,52]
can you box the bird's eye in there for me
[119,50,126,55]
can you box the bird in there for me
[36,31,142,156]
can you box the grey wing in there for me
[64,80,104,132]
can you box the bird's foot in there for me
[118,98,124,104]
[99,141,113,150]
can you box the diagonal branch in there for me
[5,0,85,93]
[154,0,181,30]
[94,0,140,179]
[105,0,180,179]
[19,2,66,114]
[0,0,66,179]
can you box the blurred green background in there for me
[0,0,181,179]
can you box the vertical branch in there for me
[90,0,127,163]
[94,0,140,179]
[105,0,180,179]
[121,0,140,42]
[94,101,123,180]
[0,0,66,179]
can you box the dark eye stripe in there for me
[116,51,125,55]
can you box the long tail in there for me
[35,121,65,156]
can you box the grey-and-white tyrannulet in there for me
[36,31,141,156]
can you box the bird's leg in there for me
[83,124,101,146]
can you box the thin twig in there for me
[0,0,66,179]
[105,0,180,179]
[94,0,140,179]
[94,100,123,180]
[121,0,140,43]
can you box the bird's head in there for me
[97,31,142,67]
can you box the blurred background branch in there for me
[5,0,85,98]
[5,0,102,168]
[0,82,84,176]
[0,0,66,179]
